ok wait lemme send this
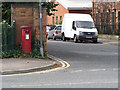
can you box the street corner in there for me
[48,54,70,69]
[0,55,70,76]
[0,57,58,76]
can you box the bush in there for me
[2,37,47,59]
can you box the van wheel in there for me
[74,36,78,43]
[53,35,56,40]
[93,39,97,43]
[62,34,66,41]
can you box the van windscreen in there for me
[76,21,95,28]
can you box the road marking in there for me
[88,69,106,72]
[70,70,83,73]
[11,81,118,88]
[70,68,118,73]
[48,55,70,69]
[1,55,70,77]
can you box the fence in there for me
[95,12,119,35]
[0,23,2,58]
[2,21,15,53]
[96,24,119,35]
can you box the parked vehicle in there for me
[46,25,56,37]
[62,13,98,43]
[47,25,62,40]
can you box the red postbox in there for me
[20,26,31,53]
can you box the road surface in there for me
[2,39,118,88]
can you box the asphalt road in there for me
[2,39,118,88]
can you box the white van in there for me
[62,13,98,43]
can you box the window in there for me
[57,26,62,30]
[60,16,62,21]
[56,16,58,24]
[52,17,54,25]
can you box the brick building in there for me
[92,1,120,34]
[11,4,47,51]
[47,0,92,25]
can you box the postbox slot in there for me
[25,30,29,33]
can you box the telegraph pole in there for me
[39,1,44,57]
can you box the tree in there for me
[2,2,11,24]
[42,2,58,16]
[2,2,58,24]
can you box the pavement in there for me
[98,38,120,46]
[0,35,119,76]
[98,35,119,46]
[0,58,57,75]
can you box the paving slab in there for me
[0,58,56,75]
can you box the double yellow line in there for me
[1,55,70,77]
[48,54,70,69]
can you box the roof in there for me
[56,0,92,10]
[64,13,93,21]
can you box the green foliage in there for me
[2,37,47,58]
[42,2,58,16]
[55,20,62,25]
[2,43,22,58]
[59,20,62,25]
[55,20,58,25]
[2,3,12,24]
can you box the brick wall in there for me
[12,4,47,51]
[46,1,69,25]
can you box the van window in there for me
[76,21,95,28]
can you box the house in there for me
[47,0,93,25]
